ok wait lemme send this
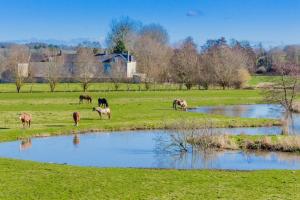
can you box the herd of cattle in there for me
[19,95,188,128]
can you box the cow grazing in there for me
[93,107,111,119]
[19,113,32,128]
[73,112,80,126]
[79,95,92,104]
[173,99,188,111]
[98,98,109,108]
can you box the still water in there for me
[0,130,299,170]
[190,104,300,134]
[190,104,284,119]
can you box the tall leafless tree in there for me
[194,55,211,90]
[264,58,300,112]
[110,58,127,91]
[133,34,172,84]
[0,53,7,79]
[7,45,31,93]
[171,37,198,90]
[75,48,98,92]
[139,23,169,45]
[45,48,64,92]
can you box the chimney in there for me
[127,51,130,62]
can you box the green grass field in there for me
[0,82,298,200]
[247,75,280,86]
[0,158,299,200]
[0,75,279,93]
[0,86,278,142]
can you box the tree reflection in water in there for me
[152,130,222,169]
[281,111,300,135]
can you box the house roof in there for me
[29,52,134,68]
[95,53,135,63]
[30,53,49,62]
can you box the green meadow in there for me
[0,80,298,200]
[0,86,278,142]
[0,158,299,200]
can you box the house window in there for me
[104,63,111,75]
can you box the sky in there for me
[0,0,299,47]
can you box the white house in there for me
[96,53,136,78]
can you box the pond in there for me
[190,104,300,134]
[0,130,300,170]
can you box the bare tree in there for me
[110,60,126,91]
[196,54,214,90]
[7,45,31,93]
[264,59,300,112]
[133,34,172,84]
[45,48,64,92]
[106,17,141,53]
[75,48,98,92]
[139,23,169,45]
[0,53,7,80]
[283,45,300,65]
[171,37,198,90]
[205,46,249,89]
[231,40,256,73]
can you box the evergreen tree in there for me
[113,40,127,53]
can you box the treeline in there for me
[1,17,300,93]
[106,17,300,90]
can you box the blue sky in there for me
[0,0,299,46]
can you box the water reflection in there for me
[19,138,32,151]
[73,135,80,146]
[0,131,297,170]
[190,104,300,134]
[190,104,284,119]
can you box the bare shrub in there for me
[233,68,251,89]
[276,136,300,152]
[165,119,236,152]
[190,132,236,150]
[204,45,250,89]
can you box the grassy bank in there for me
[0,158,299,200]
[0,87,279,142]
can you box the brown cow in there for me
[79,95,92,104]
[73,112,80,126]
[19,113,32,128]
